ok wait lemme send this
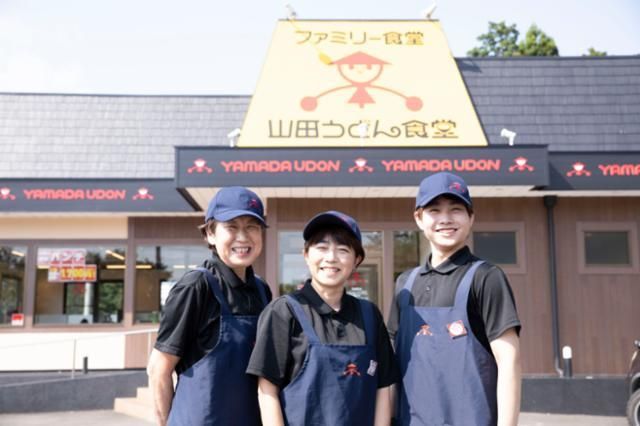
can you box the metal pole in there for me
[544,195,563,376]
[71,339,77,379]
[562,346,573,378]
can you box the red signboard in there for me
[11,313,25,326]
[48,265,97,282]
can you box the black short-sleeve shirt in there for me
[247,281,399,389]
[154,252,272,375]
[387,246,521,355]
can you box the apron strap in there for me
[285,295,321,344]
[254,275,268,308]
[398,267,421,308]
[358,299,376,347]
[196,267,231,316]
[453,261,485,309]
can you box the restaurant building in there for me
[1,20,639,377]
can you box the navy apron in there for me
[168,267,267,426]
[280,295,378,426]
[395,261,498,426]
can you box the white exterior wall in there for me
[0,333,126,371]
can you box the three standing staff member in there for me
[247,211,397,426]
[388,172,522,426]
[147,187,272,426]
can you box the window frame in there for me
[0,244,27,328]
[577,222,639,274]
[470,222,526,274]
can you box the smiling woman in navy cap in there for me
[147,186,271,426]
[247,210,397,426]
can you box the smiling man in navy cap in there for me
[388,172,521,426]
[147,186,271,426]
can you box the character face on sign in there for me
[335,52,386,85]
[301,51,422,111]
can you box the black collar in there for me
[422,246,473,275]
[300,280,357,321]
[204,252,255,289]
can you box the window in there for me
[473,232,517,265]
[585,232,629,265]
[34,246,126,325]
[135,245,211,323]
[471,223,526,273]
[0,246,26,326]
[393,231,429,281]
[578,222,639,274]
[278,231,306,295]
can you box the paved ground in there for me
[0,410,627,426]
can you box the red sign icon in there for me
[566,162,591,177]
[187,158,213,174]
[348,157,374,173]
[508,157,535,172]
[301,51,422,111]
[0,187,16,200]
[132,187,154,200]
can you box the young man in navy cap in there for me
[147,186,271,426]
[247,211,398,426]
[388,172,521,426]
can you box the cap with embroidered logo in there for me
[303,210,361,242]
[205,186,266,226]
[415,172,472,209]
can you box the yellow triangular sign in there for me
[238,20,488,147]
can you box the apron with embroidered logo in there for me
[396,261,498,426]
[168,267,267,426]
[280,295,378,426]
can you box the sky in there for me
[0,0,638,95]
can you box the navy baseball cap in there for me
[303,210,362,242]
[205,187,267,226]
[415,172,472,209]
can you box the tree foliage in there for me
[468,21,519,57]
[468,21,559,57]
[518,24,559,56]
[585,47,607,56]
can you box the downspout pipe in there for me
[543,195,563,376]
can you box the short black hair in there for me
[303,225,365,266]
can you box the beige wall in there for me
[0,217,127,239]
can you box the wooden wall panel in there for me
[124,331,157,369]
[131,217,203,240]
[554,197,640,375]
[474,198,554,375]
[275,198,414,224]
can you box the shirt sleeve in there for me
[246,297,293,388]
[475,265,521,342]
[154,271,204,357]
[372,305,400,388]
